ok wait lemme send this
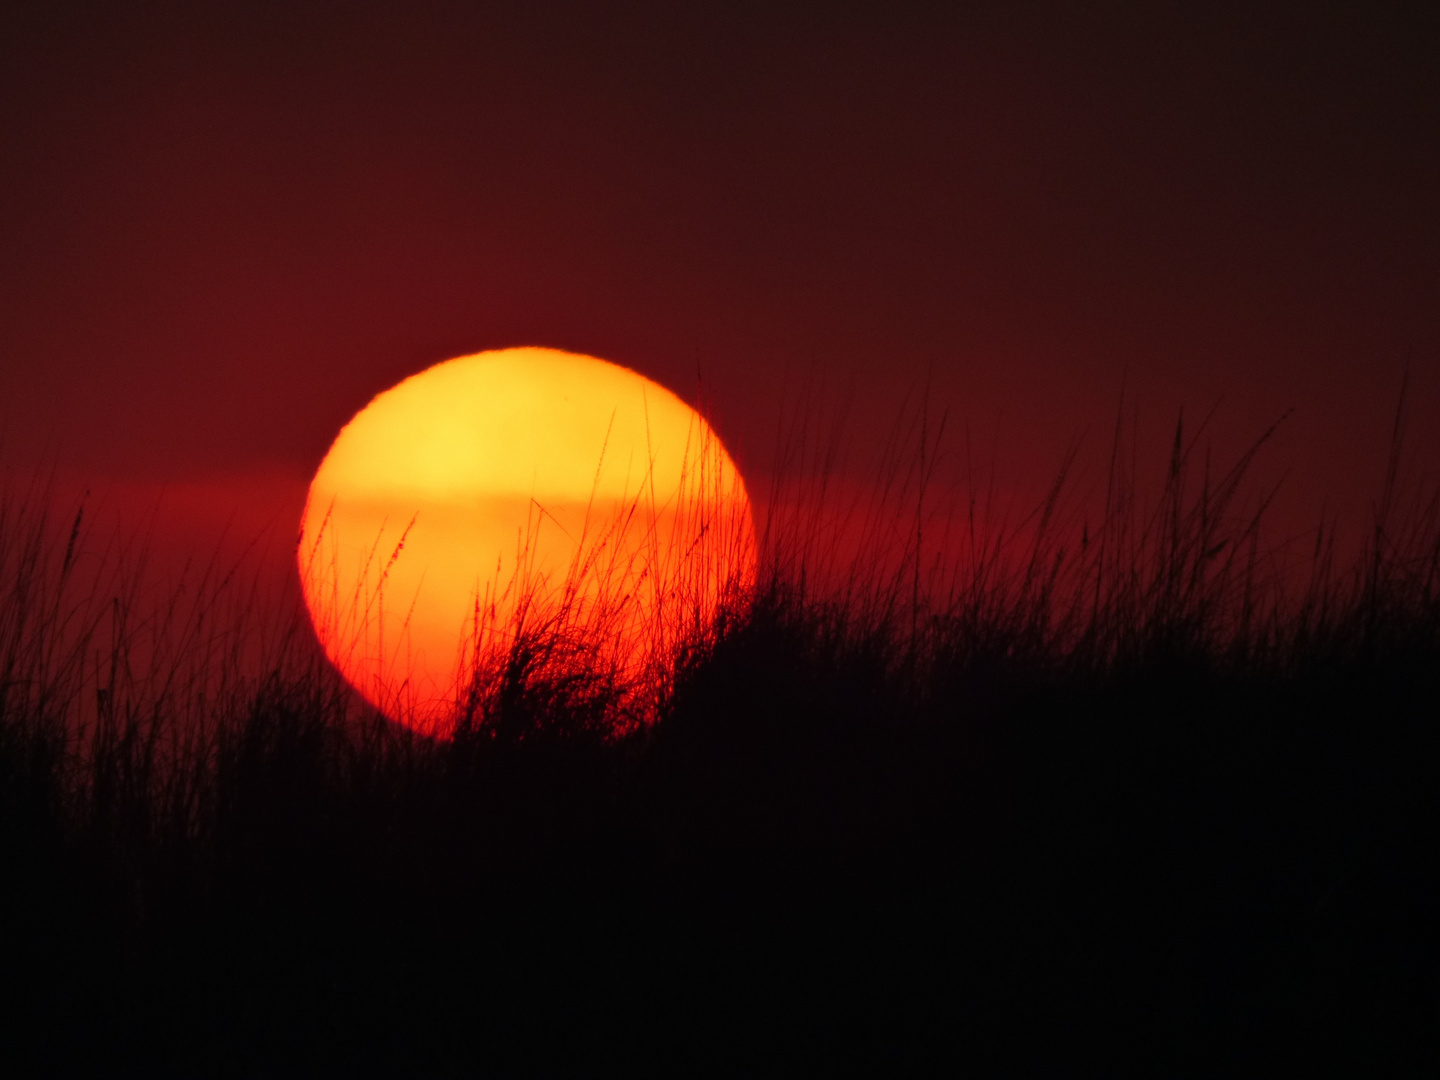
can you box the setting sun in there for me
[298,347,756,735]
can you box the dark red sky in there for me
[2,1,1437,556]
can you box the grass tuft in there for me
[1,402,1437,1074]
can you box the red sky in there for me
[2,1,1437,565]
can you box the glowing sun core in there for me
[298,347,756,735]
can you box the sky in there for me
[2,1,1437,565]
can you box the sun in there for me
[298,347,756,735]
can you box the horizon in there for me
[2,2,1437,571]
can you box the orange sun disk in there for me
[298,347,756,736]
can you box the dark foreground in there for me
[2,581,1437,1077]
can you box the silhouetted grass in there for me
[1,405,1437,1075]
